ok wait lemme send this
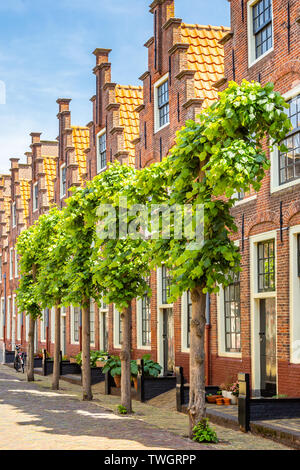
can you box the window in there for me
[97,131,106,173]
[119,312,123,345]
[252,0,272,59]
[0,255,2,282]
[51,307,55,343]
[15,250,18,278]
[41,309,47,342]
[99,296,108,351]
[141,295,151,347]
[114,307,122,348]
[60,165,66,198]
[7,297,11,339]
[25,314,29,342]
[9,248,13,280]
[0,298,4,339]
[187,290,192,348]
[157,80,169,128]
[258,239,275,292]
[162,265,172,304]
[33,183,38,211]
[224,274,241,353]
[72,306,80,343]
[12,202,16,227]
[90,300,95,345]
[279,93,300,185]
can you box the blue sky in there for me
[0,0,230,173]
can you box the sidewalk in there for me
[1,365,291,450]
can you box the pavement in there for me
[0,365,292,450]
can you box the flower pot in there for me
[114,375,121,388]
[216,398,224,406]
[223,398,231,406]
[96,360,107,368]
[206,395,219,404]
[69,357,77,364]
[230,394,238,405]
[132,377,138,391]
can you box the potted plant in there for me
[70,356,77,364]
[206,394,220,404]
[229,381,239,404]
[102,355,122,387]
[130,361,139,390]
[142,354,162,378]
[94,351,109,367]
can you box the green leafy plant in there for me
[75,350,108,368]
[192,418,218,443]
[102,355,121,377]
[142,354,162,378]
[117,405,128,415]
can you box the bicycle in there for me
[13,344,26,373]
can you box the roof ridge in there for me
[116,84,143,90]
[182,23,230,30]
[71,125,89,130]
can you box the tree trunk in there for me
[52,304,61,390]
[120,305,132,413]
[27,316,35,382]
[81,300,92,401]
[188,286,207,438]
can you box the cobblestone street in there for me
[0,365,292,450]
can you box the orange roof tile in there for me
[72,126,89,180]
[19,179,31,225]
[43,156,56,204]
[181,24,230,108]
[115,85,143,166]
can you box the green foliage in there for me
[75,350,108,368]
[139,80,291,299]
[142,354,162,377]
[117,405,128,415]
[102,355,121,377]
[192,418,218,443]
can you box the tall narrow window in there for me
[9,248,13,280]
[0,255,2,282]
[252,0,272,59]
[90,300,95,345]
[157,80,169,128]
[15,250,18,278]
[60,165,66,198]
[224,273,241,352]
[279,93,300,185]
[141,295,151,347]
[33,183,38,211]
[258,239,275,292]
[97,132,106,173]
[119,312,123,345]
[162,265,172,304]
[187,290,192,348]
[12,202,16,227]
[297,234,300,277]
[73,307,80,343]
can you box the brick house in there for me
[208,0,300,396]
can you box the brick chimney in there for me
[93,48,112,128]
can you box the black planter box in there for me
[90,367,105,385]
[5,350,15,363]
[42,359,54,376]
[142,376,176,401]
[60,361,81,376]
[34,357,43,368]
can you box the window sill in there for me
[253,291,276,299]
[154,122,170,135]
[97,167,107,175]
[271,178,300,194]
[248,47,273,69]
[217,352,242,359]
[234,195,257,206]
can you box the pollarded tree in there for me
[143,80,291,436]
[34,207,71,390]
[75,163,156,413]
[16,221,47,381]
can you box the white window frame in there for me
[97,129,107,174]
[99,299,109,351]
[14,250,18,278]
[216,241,242,358]
[289,225,300,364]
[33,182,38,212]
[60,164,66,199]
[247,0,274,68]
[25,313,29,342]
[70,305,80,345]
[51,307,55,343]
[154,73,170,134]
[0,255,2,283]
[17,307,21,342]
[136,297,151,351]
[250,230,277,394]
[181,291,190,353]
[270,84,300,194]
[113,305,122,349]
[40,309,46,343]
[12,202,16,228]
[156,267,174,371]
[90,300,95,347]
[9,248,13,280]
[7,296,11,340]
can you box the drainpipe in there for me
[205,293,211,386]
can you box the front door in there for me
[259,298,276,397]
[162,308,175,376]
